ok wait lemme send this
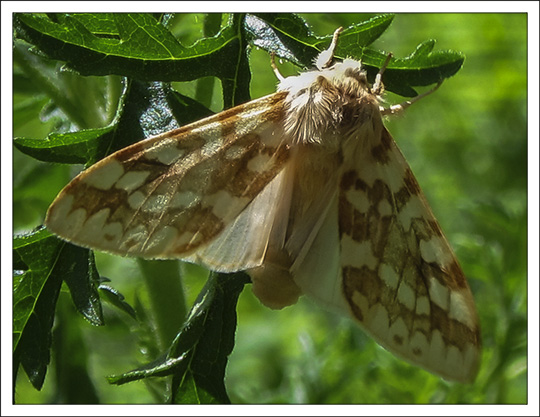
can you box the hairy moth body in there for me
[46,28,481,383]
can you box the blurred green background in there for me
[13,13,527,404]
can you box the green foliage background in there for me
[13,13,527,404]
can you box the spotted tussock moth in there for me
[45,27,481,383]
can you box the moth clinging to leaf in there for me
[46,26,481,383]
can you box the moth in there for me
[46,27,481,383]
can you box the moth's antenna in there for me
[316,27,343,70]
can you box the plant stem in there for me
[137,259,187,350]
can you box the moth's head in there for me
[319,58,370,97]
[332,59,368,81]
[313,45,369,86]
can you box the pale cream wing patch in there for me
[339,127,481,383]
[184,160,294,272]
[45,92,290,261]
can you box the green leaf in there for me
[13,233,104,329]
[14,13,251,107]
[170,272,249,404]
[13,228,65,389]
[245,13,461,97]
[245,13,314,66]
[382,40,465,96]
[14,79,215,167]
[338,14,395,47]
[59,245,104,326]
[13,41,113,130]
[174,373,221,404]
[108,272,250,404]
[13,228,106,390]
[247,13,394,65]
[14,126,115,165]
[98,281,137,320]
[13,227,64,351]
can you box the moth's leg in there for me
[274,26,343,77]
[380,81,443,116]
[316,26,344,70]
[270,53,285,82]
[372,53,394,95]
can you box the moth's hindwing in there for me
[45,92,290,260]
[338,127,480,383]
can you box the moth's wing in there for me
[289,192,346,310]
[183,161,294,271]
[191,159,302,310]
[45,92,290,263]
[338,127,481,383]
